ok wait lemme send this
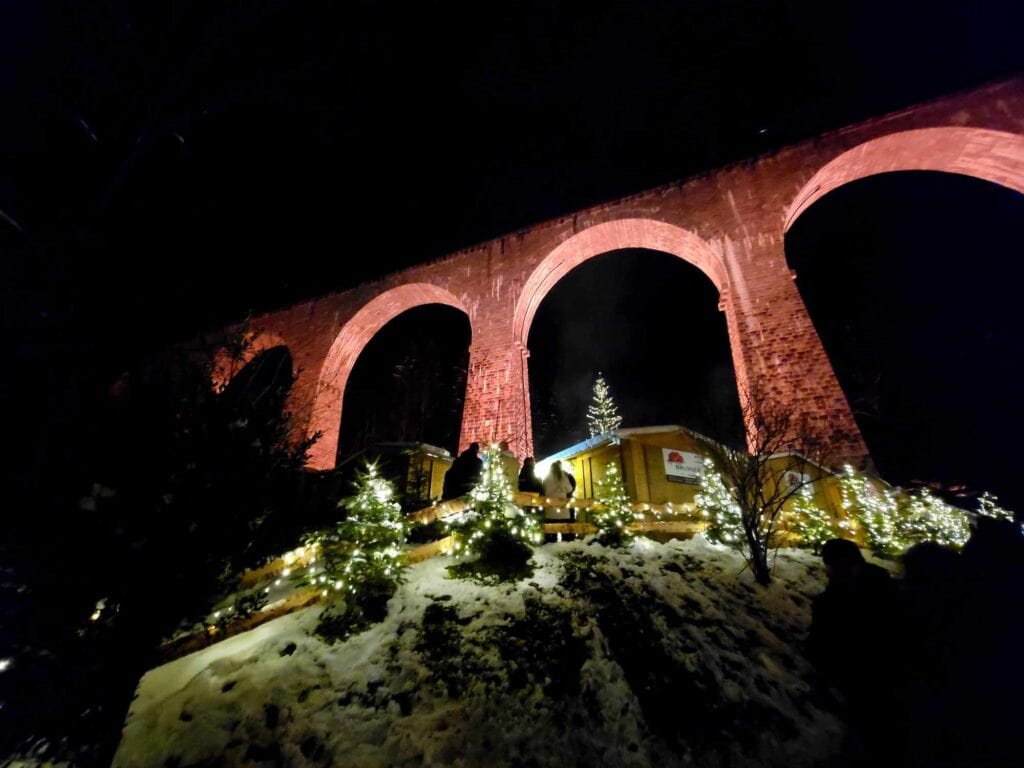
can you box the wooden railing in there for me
[412,492,698,523]
[160,496,705,662]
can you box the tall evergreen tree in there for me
[586,373,623,437]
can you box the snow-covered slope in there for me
[113,536,847,767]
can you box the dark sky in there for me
[787,172,1024,509]
[528,250,741,455]
[2,0,1023,504]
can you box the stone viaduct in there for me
[212,78,1024,471]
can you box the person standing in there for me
[498,441,520,490]
[442,442,483,499]
[517,457,543,494]
[543,460,573,500]
[543,459,573,528]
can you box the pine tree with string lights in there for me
[695,458,743,547]
[304,462,407,638]
[586,373,623,437]
[447,446,543,569]
[838,467,974,552]
[838,466,905,555]
[591,461,636,547]
[788,484,834,554]
[900,487,972,549]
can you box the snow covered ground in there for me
[113,536,850,767]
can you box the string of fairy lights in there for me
[591,462,636,547]
[692,459,1014,556]
[83,449,1017,635]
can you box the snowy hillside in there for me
[113,536,849,768]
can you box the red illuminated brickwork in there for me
[212,79,1024,470]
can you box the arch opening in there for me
[514,218,730,348]
[337,305,471,463]
[785,127,1024,232]
[786,169,1024,508]
[306,283,471,470]
[515,219,745,460]
[528,248,742,457]
[220,345,294,407]
[211,331,289,392]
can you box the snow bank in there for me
[113,536,847,767]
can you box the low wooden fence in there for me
[160,498,704,662]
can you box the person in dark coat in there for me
[896,542,966,766]
[946,517,1024,767]
[442,442,483,500]
[517,457,543,494]
[808,538,905,759]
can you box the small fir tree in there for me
[305,462,407,638]
[695,458,744,546]
[447,446,543,570]
[838,466,905,554]
[899,488,971,549]
[788,484,834,554]
[587,373,623,437]
[839,467,986,553]
[591,462,635,547]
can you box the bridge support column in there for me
[721,245,870,468]
[458,338,534,460]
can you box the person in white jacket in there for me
[542,460,573,498]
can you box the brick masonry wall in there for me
[215,79,1024,470]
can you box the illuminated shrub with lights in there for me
[699,460,837,555]
[978,492,1015,522]
[304,463,407,641]
[447,447,543,574]
[899,487,972,549]
[695,458,744,547]
[838,466,1016,554]
[590,462,636,547]
[787,485,836,554]
[837,467,905,554]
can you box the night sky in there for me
[3,0,1024,507]
[4,3,1024,763]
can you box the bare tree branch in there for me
[700,385,833,585]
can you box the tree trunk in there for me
[746,531,772,585]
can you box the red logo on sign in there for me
[667,451,684,463]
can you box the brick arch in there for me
[208,80,1024,470]
[211,331,290,391]
[306,283,471,470]
[784,127,1024,232]
[506,218,745,458]
[513,218,730,346]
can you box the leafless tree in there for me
[701,386,833,585]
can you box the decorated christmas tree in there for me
[447,446,543,570]
[586,373,623,437]
[838,466,988,554]
[787,484,834,554]
[838,466,905,554]
[695,458,743,546]
[591,461,635,547]
[304,462,407,638]
[899,487,971,548]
